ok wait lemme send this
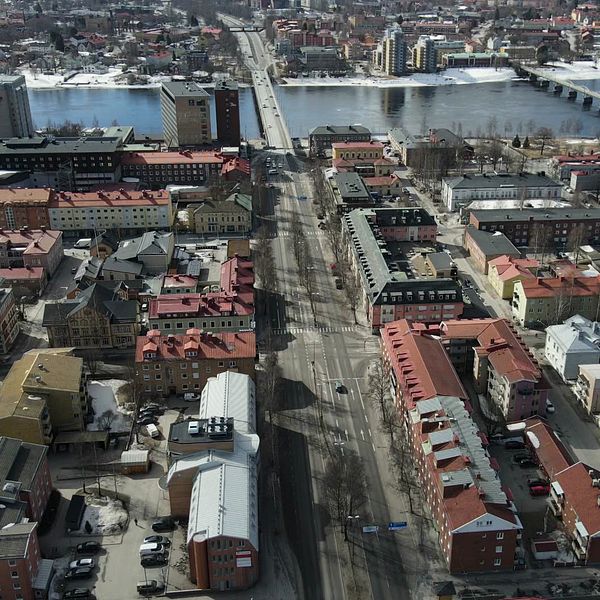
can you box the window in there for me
[496,532,504,540]
[493,558,501,566]
[495,545,503,553]
[11,571,18,578]
[8,560,16,566]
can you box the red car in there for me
[529,484,550,496]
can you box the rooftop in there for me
[334,172,371,199]
[465,226,521,257]
[0,522,36,559]
[121,151,225,166]
[444,172,561,190]
[169,417,234,447]
[470,207,600,223]
[161,81,210,98]
[546,314,600,353]
[49,189,170,208]
[516,275,600,299]
[0,188,54,205]
[0,436,47,494]
[0,136,123,156]
[525,417,574,478]
[310,124,371,136]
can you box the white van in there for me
[145,423,159,439]
[139,542,167,557]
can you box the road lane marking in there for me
[360,430,365,441]
[368,428,372,437]
[336,419,339,428]
[372,442,376,452]
[360,396,365,410]
[344,429,348,441]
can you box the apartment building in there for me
[149,256,254,334]
[120,151,225,188]
[0,436,52,522]
[0,229,63,275]
[487,255,539,299]
[214,81,240,147]
[512,275,600,327]
[439,318,549,422]
[0,349,88,445]
[0,135,124,191]
[0,75,33,138]
[0,522,53,600]
[309,124,371,157]
[342,207,461,331]
[463,227,521,274]
[160,81,211,148]
[0,288,19,354]
[552,152,600,180]
[412,36,437,72]
[575,364,600,415]
[381,320,522,573]
[443,52,508,68]
[442,173,562,212]
[135,329,256,397]
[47,189,172,235]
[0,267,47,299]
[189,193,252,236]
[468,208,600,249]
[545,315,600,381]
[331,141,384,161]
[161,275,198,295]
[380,27,407,75]
[0,189,52,230]
[43,282,139,349]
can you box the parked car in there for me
[504,440,525,450]
[65,567,94,580]
[140,555,168,568]
[71,266,78,274]
[151,517,176,532]
[140,302,149,312]
[137,416,157,427]
[512,453,531,464]
[529,484,550,496]
[63,589,93,599]
[143,535,171,546]
[69,558,95,569]
[76,541,101,554]
[518,459,538,469]
[142,403,164,415]
[183,393,201,402]
[139,542,168,557]
[546,399,555,414]
[335,381,344,393]
[528,479,549,488]
[335,278,343,290]
[137,580,165,596]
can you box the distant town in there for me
[2,0,600,600]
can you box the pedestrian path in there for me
[273,325,356,335]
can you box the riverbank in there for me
[18,67,164,89]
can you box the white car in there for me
[183,393,201,402]
[546,399,555,414]
[69,558,95,569]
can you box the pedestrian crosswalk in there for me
[273,325,356,335]
[272,230,326,238]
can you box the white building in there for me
[545,314,600,381]
[575,363,600,416]
[48,189,173,234]
[442,172,563,212]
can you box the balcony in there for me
[572,540,588,561]
[549,497,563,518]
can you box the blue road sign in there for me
[362,525,378,534]
[388,521,408,531]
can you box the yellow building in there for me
[487,255,539,300]
[0,349,87,445]
[189,193,252,236]
[331,141,384,160]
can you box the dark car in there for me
[141,555,168,568]
[512,453,531,464]
[76,541,101,554]
[137,416,158,427]
[63,589,93,599]
[335,278,343,290]
[529,484,550,496]
[143,535,171,546]
[504,440,525,450]
[65,566,94,580]
[137,580,165,595]
[151,517,176,532]
[142,404,164,415]
[518,459,538,469]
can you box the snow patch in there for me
[87,380,132,433]
[72,496,128,536]
[526,431,541,449]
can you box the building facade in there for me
[0,288,19,354]
[487,255,539,299]
[0,189,52,230]
[0,75,33,138]
[135,329,256,398]
[189,193,252,236]
[308,125,371,157]
[463,227,521,274]
[0,229,63,276]
[575,364,600,415]
[382,27,407,75]
[412,36,437,72]
[214,81,240,147]
[160,82,212,148]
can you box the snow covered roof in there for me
[199,371,256,434]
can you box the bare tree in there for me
[567,222,588,265]
[530,222,554,266]
[97,409,117,431]
[83,348,101,377]
[322,446,367,541]
[487,138,505,171]
[343,265,361,324]
[554,278,574,324]
[535,127,554,157]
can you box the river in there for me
[29,78,600,140]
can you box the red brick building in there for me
[0,189,52,230]
[381,320,523,573]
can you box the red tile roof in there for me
[518,275,600,299]
[555,462,600,535]
[0,229,61,255]
[488,255,539,282]
[49,190,169,208]
[162,275,197,288]
[149,289,253,319]
[0,188,54,205]
[382,319,468,405]
[221,157,251,177]
[332,141,384,149]
[524,417,574,478]
[0,266,45,281]
[135,329,255,362]
[120,151,225,166]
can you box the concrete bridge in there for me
[514,62,600,107]
[228,26,264,32]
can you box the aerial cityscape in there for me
[3,0,600,599]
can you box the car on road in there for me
[298,195,307,200]
[528,478,549,488]
[63,589,93,599]
[512,453,531,464]
[518,458,538,468]
[76,541,101,554]
[143,535,171,546]
[504,439,525,450]
[71,266,78,274]
[335,278,343,290]
[151,517,176,532]
[546,399,555,414]
[140,404,164,416]
[335,381,345,393]
[318,222,326,229]
[137,416,157,426]
[140,555,168,568]
[137,580,165,596]
[69,558,95,569]
[529,484,550,496]
[65,567,94,580]
[140,302,149,312]
[183,393,201,402]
